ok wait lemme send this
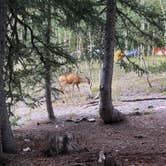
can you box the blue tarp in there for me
[125,49,139,57]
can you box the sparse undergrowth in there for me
[5,109,166,166]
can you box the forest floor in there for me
[2,71,166,166]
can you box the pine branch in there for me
[8,0,76,63]
[117,9,155,41]
[119,0,164,31]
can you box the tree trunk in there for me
[0,121,2,154]
[147,22,151,56]
[44,64,55,121]
[0,0,16,153]
[99,0,124,123]
[140,0,145,55]
[88,31,93,80]
[124,30,128,51]
[68,32,71,48]
[159,0,166,47]
[44,1,55,121]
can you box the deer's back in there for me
[59,73,80,84]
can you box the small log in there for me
[37,120,56,126]
[121,97,166,102]
[43,132,87,156]
[86,100,99,105]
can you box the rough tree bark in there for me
[44,1,56,121]
[159,0,166,47]
[0,121,2,154]
[140,0,145,55]
[44,63,55,121]
[0,0,16,153]
[99,0,124,123]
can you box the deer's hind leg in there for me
[76,83,81,98]
[60,82,67,96]
[76,83,80,92]
[71,83,75,97]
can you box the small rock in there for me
[23,147,31,152]
[81,117,88,121]
[76,117,88,122]
[98,150,105,163]
[148,105,154,109]
[132,111,142,116]
[134,108,139,111]
[134,135,144,139]
[66,119,74,122]
[143,111,152,115]
[24,138,31,142]
[74,119,81,123]
[87,118,96,122]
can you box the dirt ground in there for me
[3,107,166,166]
[2,72,166,166]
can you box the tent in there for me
[125,49,139,57]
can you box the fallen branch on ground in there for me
[121,97,166,102]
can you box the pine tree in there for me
[99,0,124,123]
[0,0,16,153]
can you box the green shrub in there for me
[148,62,166,73]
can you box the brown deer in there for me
[59,73,92,95]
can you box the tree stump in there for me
[43,132,87,157]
